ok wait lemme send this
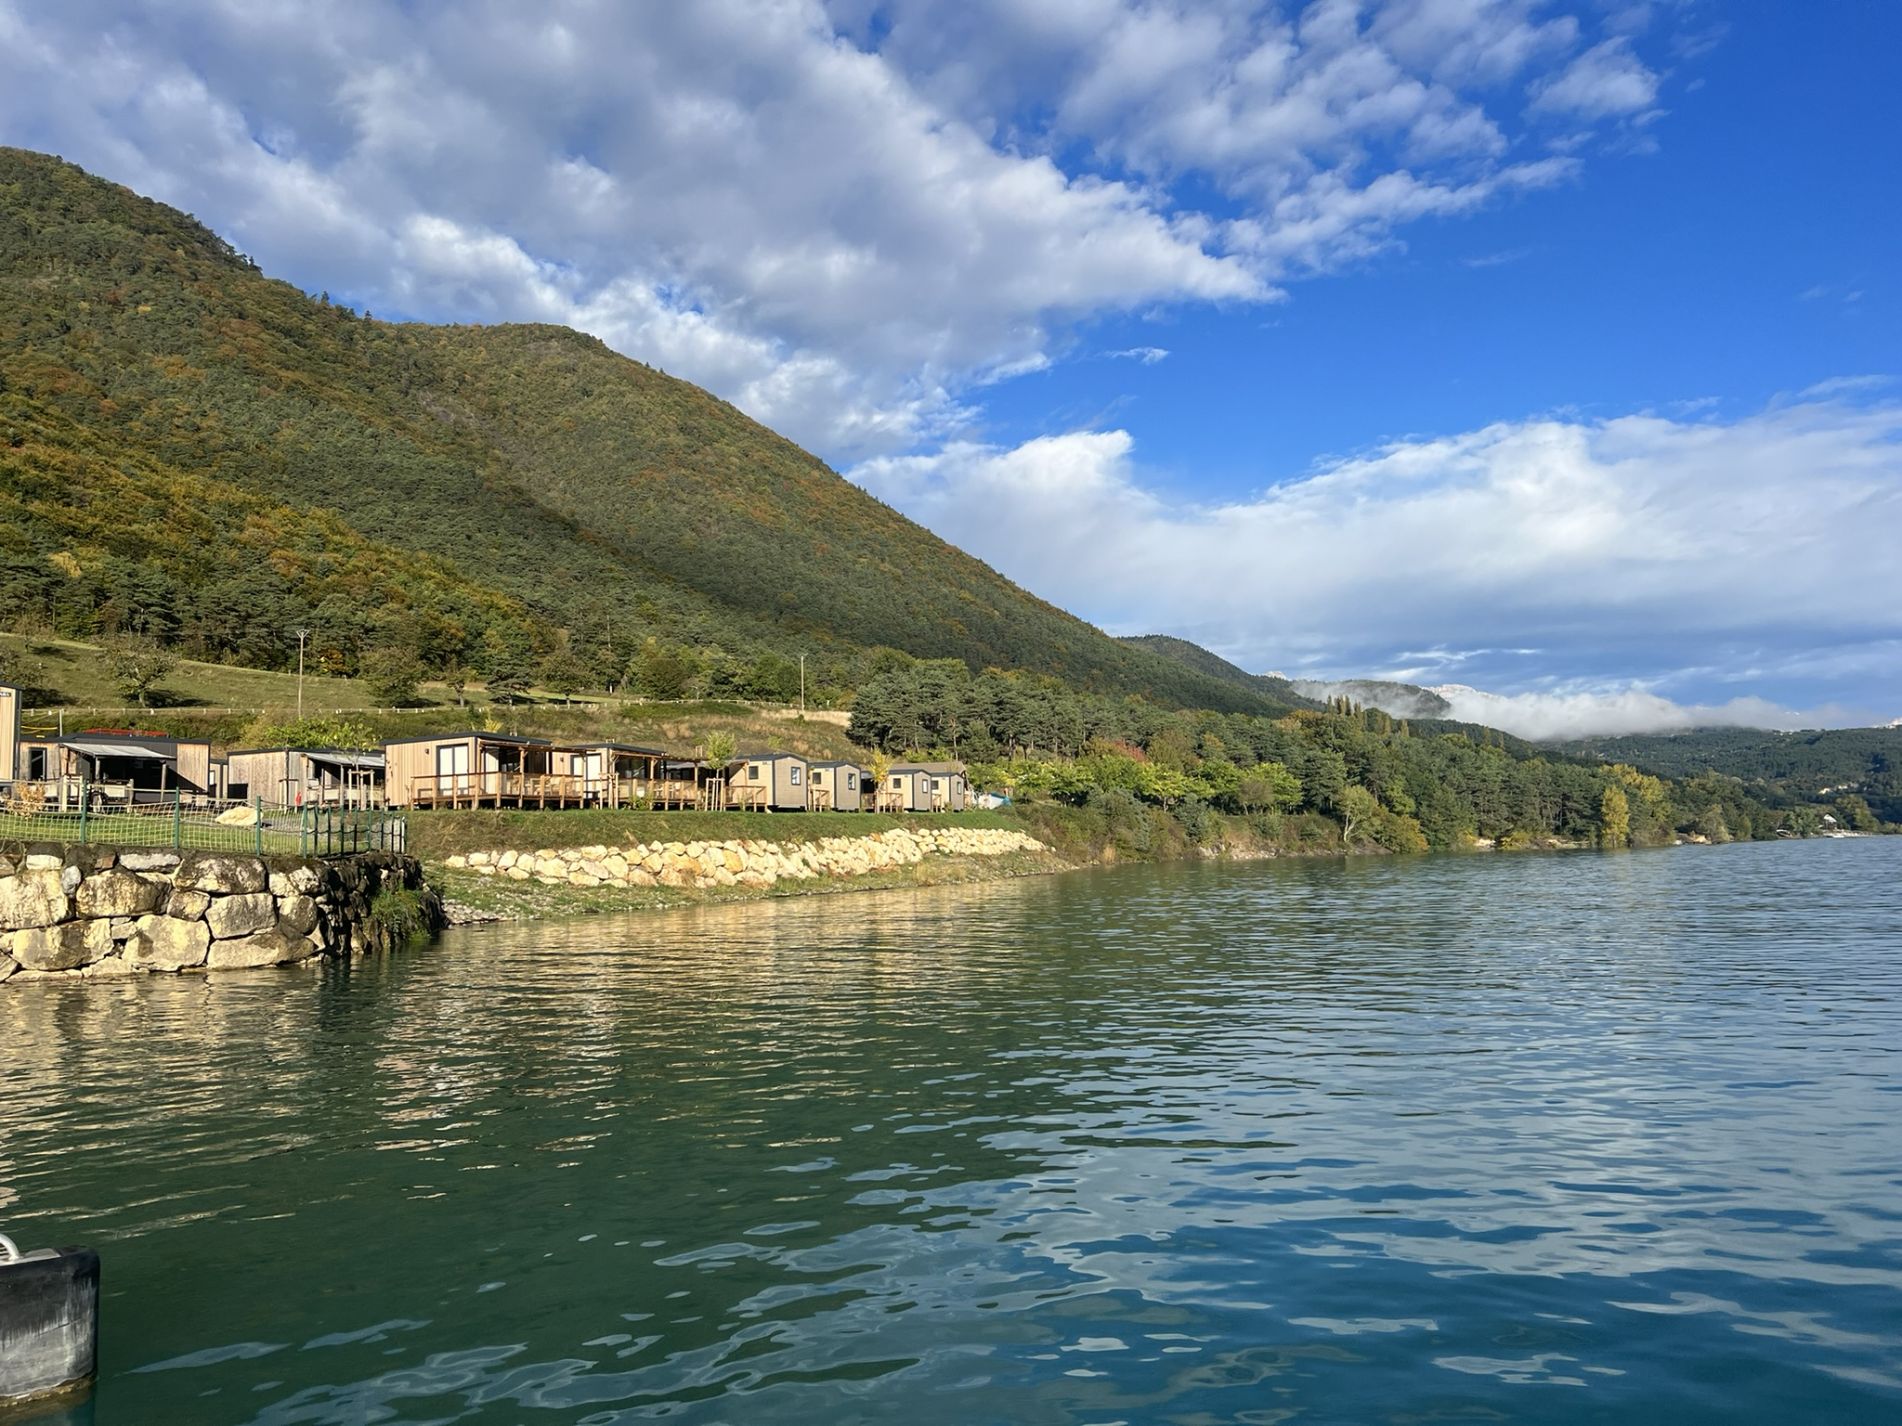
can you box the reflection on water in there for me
[4,838,1901,1424]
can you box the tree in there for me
[105,638,177,708]
[1599,784,1631,849]
[700,731,738,808]
[241,714,379,751]
[540,646,592,702]
[1835,794,1879,832]
[1335,785,1379,845]
[362,645,425,706]
[1236,762,1302,814]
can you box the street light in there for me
[293,628,310,718]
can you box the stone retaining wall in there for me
[441,825,1048,892]
[0,845,438,983]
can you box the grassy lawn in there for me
[0,808,307,854]
[409,807,1022,859]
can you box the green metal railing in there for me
[0,781,404,859]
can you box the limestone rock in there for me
[206,892,278,939]
[0,954,16,982]
[216,803,260,826]
[276,894,319,937]
[74,868,164,918]
[124,915,211,971]
[24,853,61,870]
[12,919,113,972]
[163,888,212,920]
[82,956,134,979]
[207,928,300,969]
[60,863,83,895]
[0,869,70,929]
[176,853,269,895]
[268,865,322,896]
[118,850,182,873]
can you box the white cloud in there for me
[1427,686,1868,740]
[1108,346,1171,364]
[1,0,1682,458]
[850,393,1902,714]
[1529,36,1660,119]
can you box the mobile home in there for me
[806,761,867,811]
[382,733,566,809]
[551,742,668,807]
[884,762,969,812]
[0,682,18,785]
[224,747,386,808]
[20,731,217,807]
[727,752,810,811]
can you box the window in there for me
[27,747,47,779]
[932,780,944,793]
[891,776,903,788]
[846,771,858,790]
[791,765,803,786]
[750,764,763,781]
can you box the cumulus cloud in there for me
[850,393,1902,717]
[1356,684,1873,741]
[1,0,1681,457]
[1108,346,1171,364]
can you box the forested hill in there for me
[0,147,1277,714]
[1555,727,1902,823]
[1117,635,1320,708]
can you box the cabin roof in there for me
[382,732,552,748]
[808,760,867,771]
[737,750,809,763]
[562,741,668,756]
[61,736,178,760]
[227,746,387,768]
[891,761,966,775]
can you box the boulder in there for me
[0,954,15,981]
[59,863,83,895]
[205,892,278,939]
[108,918,138,941]
[0,869,70,929]
[216,803,260,826]
[11,920,113,972]
[176,853,268,895]
[268,865,322,896]
[124,915,211,971]
[118,849,182,873]
[74,868,164,918]
[276,895,319,937]
[24,852,61,871]
[207,928,300,969]
[81,956,134,979]
[162,888,212,920]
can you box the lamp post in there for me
[293,628,309,719]
[799,654,806,716]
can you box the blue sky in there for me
[3,1,1898,735]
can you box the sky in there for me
[3,0,1898,735]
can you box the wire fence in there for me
[0,784,405,858]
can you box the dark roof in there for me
[808,760,868,770]
[892,761,966,775]
[227,745,383,758]
[738,750,808,762]
[563,741,668,756]
[382,732,552,747]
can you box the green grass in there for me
[0,808,305,853]
[409,807,1021,860]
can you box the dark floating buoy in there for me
[0,1234,99,1407]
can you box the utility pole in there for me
[799,654,806,716]
[293,628,309,719]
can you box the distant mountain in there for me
[0,146,1277,715]
[1290,678,1452,720]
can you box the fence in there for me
[0,783,405,859]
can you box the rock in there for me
[505,866,530,880]
[276,895,319,937]
[82,956,134,979]
[216,803,260,826]
[108,918,138,941]
[207,928,300,969]
[0,870,71,929]
[162,888,211,920]
[74,868,164,918]
[0,954,17,982]
[118,850,181,873]
[205,892,278,939]
[268,865,321,896]
[176,853,268,895]
[24,853,61,871]
[124,916,211,971]
[11,920,112,972]
[443,854,468,869]
[723,849,745,874]
[578,859,613,881]
[59,863,83,895]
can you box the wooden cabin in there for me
[726,752,810,811]
[806,761,867,811]
[884,761,970,812]
[383,732,578,809]
[550,742,668,807]
[0,682,18,786]
[224,747,386,808]
[19,731,217,808]
[651,758,712,809]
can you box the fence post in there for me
[78,777,89,845]
[173,790,183,851]
[254,796,264,856]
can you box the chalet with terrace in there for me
[224,746,386,808]
[806,760,867,811]
[882,761,970,812]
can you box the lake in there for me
[3,837,1900,1424]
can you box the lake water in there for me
[4,838,1900,1424]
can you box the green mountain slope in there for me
[0,147,1277,715]
[1117,634,1320,708]
[1555,727,1902,822]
